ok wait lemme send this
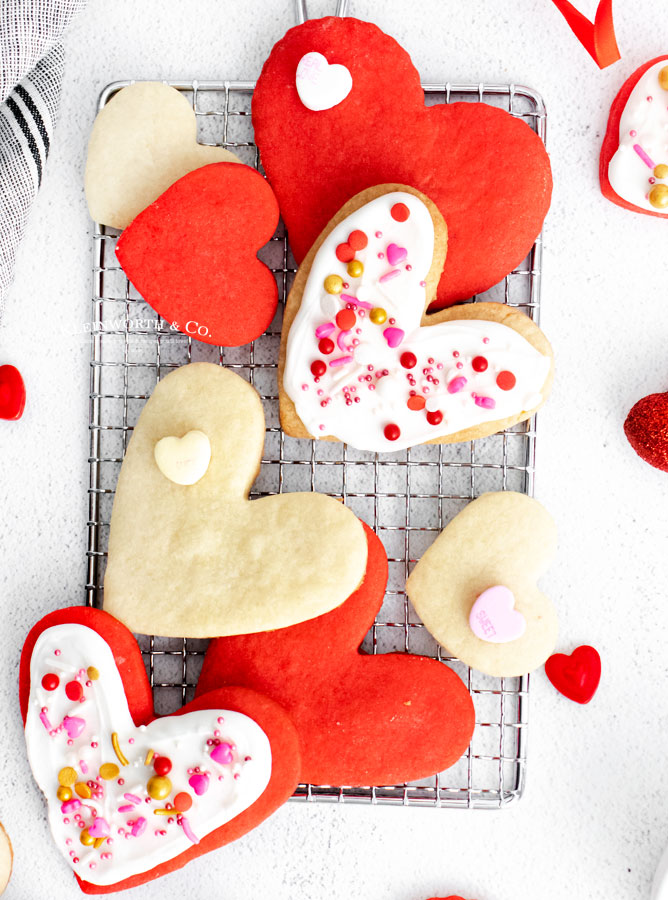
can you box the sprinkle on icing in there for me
[283,192,551,452]
[24,624,272,886]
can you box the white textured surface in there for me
[1,1,668,898]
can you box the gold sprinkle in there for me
[58,766,77,787]
[75,782,92,799]
[87,666,99,681]
[111,732,129,767]
[56,786,72,802]
[144,749,155,766]
[99,763,120,781]
[93,837,106,849]
[79,828,95,847]
[153,808,172,816]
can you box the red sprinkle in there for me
[407,396,426,411]
[310,360,327,377]
[348,229,368,251]
[174,791,192,812]
[318,337,335,355]
[472,356,488,372]
[400,352,417,369]
[335,242,355,263]
[496,370,516,391]
[384,423,401,442]
[153,756,172,776]
[390,202,410,222]
[426,410,443,426]
[65,681,83,702]
[42,673,59,692]
[336,309,356,331]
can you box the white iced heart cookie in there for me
[24,624,271,887]
[279,185,554,452]
[406,492,558,677]
[154,430,211,485]
[296,52,352,111]
[104,363,367,638]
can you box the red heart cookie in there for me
[545,645,601,704]
[197,524,475,786]
[115,162,280,346]
[0,364,26,420]
[20,607,300,894]
[252,16,552,309]
[624,389,668,472]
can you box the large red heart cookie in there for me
[600,56,668,216]
[197,524,475,786]
[20,607,300,894]
[252,17,552,309]
[115,162,279,346]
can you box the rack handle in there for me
[294,0,348,24]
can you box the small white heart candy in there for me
[154,430,211,485]
[296,52,352,112]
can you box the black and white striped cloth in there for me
[0,0,87,322]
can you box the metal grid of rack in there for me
[87,78,546,809]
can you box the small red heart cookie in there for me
[197,524,475,786]
[545,645,601,704]
[20,607,300,894]
[252,16,552,309]
[624,389,668,472]
[0,364,26,420]
[600,56,668,216]
[115,162,280,346]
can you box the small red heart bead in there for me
[0,364,26,420]
[545,645,601,704]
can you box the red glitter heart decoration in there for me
[0,364,26,420]
[252,16,552,310]
[545,645,601,704]
[624,390,668,472]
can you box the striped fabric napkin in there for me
[0,0,87,323]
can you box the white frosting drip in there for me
[25,625,271,886]
[608,60,668,213]
[283,192,551,452]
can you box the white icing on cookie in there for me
[24,625,271,886]
[283,192,551,452]
[608,60,668,213]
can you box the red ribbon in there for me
[550,0,621,69]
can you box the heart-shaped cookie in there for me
[19,606,300,894]
[103,363,367,638]
[624,388,668,472]
[406,492,558,678]
[279,185,553,452]
[115,162,280,347]
[0,364,26,420]
[600,57,668,216]
[545,645,601,704]
[85,81,241,229]
[197,524,475,786]
[252,16,552,308]
[0,822,12,896]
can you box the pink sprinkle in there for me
[377,252,384,259]
[128,738,134,745]
[131,817,147,837]
[375,231,382,238]
[315,322,335,338]
[341,294,373,310]
[54,649,61,657]
[383,327,404,348]
[61,800,81,814]
[89,863,97,870]
[180,816,200,845]
[650,177,656,184]
[337,329,351,352]
[368,384,375,391]
[475,396,496,409]
[482,337,490,344]
[79,760,88,774]
[39,710,52,731]
[101,853,112,861]
[210,742,234,766]
[419,280,426,287]
[118,779,124,786]
[379,269,400,283]
[329,355,353,367]
[301,383,308,391]
[217,717,225,724]
[118,805,134,813]
[406,264,412,271]
[647,95,653,102]
[633,143,655,169]
[319,424,325,431]
[456,361,464,369]
[447,376,468,394]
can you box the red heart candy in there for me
[0,364,26,420]
[19,607,300,894]
[197,524,475,786]
[115,162,279,346]
[252,17,552,309]
[545,645,601,704]
[624,390,668,472]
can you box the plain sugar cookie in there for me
[406,492,558,677]
[103,363,368,638]
[85,81,241,228]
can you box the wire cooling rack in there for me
[87,78,546,810]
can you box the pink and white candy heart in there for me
[295,52,352,112]
[469,585,527,644]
